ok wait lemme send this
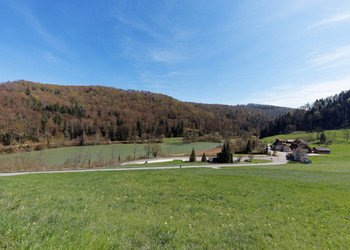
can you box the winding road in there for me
[0,153,287,177]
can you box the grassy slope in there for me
[0,130,349,248]
[263,129,350,144]
[0,167,349,248]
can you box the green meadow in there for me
[263,128,350,145]
[0,141,220,169]
[1,164,349,248]
[0,130,349,248]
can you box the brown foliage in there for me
[0,80,289,149]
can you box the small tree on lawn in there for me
[201,153,207,162]
[320,131,326,144]
[246,139,252,153]
[220,141,233,163]
[189,148,196,162]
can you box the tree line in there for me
[260,90,350,138]
[0,80,289,147]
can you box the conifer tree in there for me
[201,153,207,162]
[320,131,326,144]
[189,147,196,162]
[246,139,252,153]
[220,141,233,163]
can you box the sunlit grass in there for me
[0,164,349,248]
[0,129,349,248]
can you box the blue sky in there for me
[1,0,350,108]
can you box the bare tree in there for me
[133,143,137,160]
[111,145,117,163]
[151,144,162,158]
[125,154,133,162]
[97,150,105,167]
[295,148,305,163]
[85,151,92,168]
[144,141,151,158]
[167,145,173,155]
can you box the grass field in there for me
[0,130,349,248]
[263,128,350,145]
[0,161,349,248]
[0,141,220,170]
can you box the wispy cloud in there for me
[250,78,350,108]
[6,1,70,55]
[139,71,189,91]
[149,49,185,63]
[140,71,186,81]
[310,12,350,28]
[44,51,60,65]
[309,45,350,68]
[113,1,168,42]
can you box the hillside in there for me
[261,90,350,138]
[0,80,290,147]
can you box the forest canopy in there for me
[0,80,290,147]
[260,90,350,138]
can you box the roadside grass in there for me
[124,160,209,167]
[0,164,349,249]
[122,159,272,168]
[249,159,272,164]
[0,141,220,170]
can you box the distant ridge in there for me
[261,89,350,137]
[0,80,291,147]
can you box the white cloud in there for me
[310,12,350,28]
[150,50,184,63]
[250,78,350,108]
[309,45,350,68]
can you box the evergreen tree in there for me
[320,131,326,144]
[246,139,252,153]
[189,147,196,162]
[201,153,207,162]
[220,141,233,163]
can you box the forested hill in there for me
[0,80,290,146]
[260,90,350,138]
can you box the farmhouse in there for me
[272,139,290,152]
[290,140,312,153]
[313,147,331,154]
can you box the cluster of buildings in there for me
[272,139,330,164]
